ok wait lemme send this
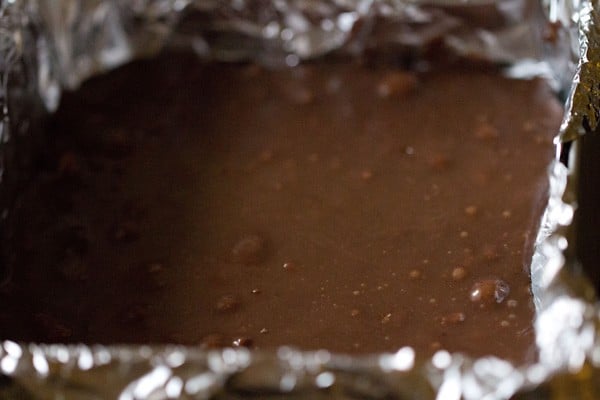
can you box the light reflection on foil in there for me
[164,376,183,399]
[78,346,94,370]
[537,297,592,371]
[315,371,335,388]
[379,346,415,372]
[558,0,600,141]
[128,366,172,399]
[0,0,599,399]
[31,348,49,377]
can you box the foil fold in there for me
[1,0,600,399]
[559,0,600,141]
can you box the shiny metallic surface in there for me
[559,0,600,141]
[0,0,599,398]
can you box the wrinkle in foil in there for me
[1,0,600,399]
[559,0,600,141]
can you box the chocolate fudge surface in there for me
[0,53,562,363]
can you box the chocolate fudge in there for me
[0,53,562,364]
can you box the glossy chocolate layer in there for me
[0,54,562,363]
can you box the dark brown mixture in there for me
[0,54,562,363]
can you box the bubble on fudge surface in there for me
[232,337,254,348]
[409,269,422,279]
[360,169,373,180]
[231,235,267,265]
[464,205,478,216]
[216,294,240,313]
[282,262,296,271]
[440,312,466,325]
[474,120,499,140]
[451,267,467,281]
[427,154,452,171]
[376,71,418,98]
[481,244,500,261]
[469,278,510,304]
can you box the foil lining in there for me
[559,0,600,141]
[1,1,600,399]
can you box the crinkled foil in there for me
[1,1,600,399]
[558,0,600,141]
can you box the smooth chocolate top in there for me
[0,54,562,363]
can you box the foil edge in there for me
[1,1,600,399]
